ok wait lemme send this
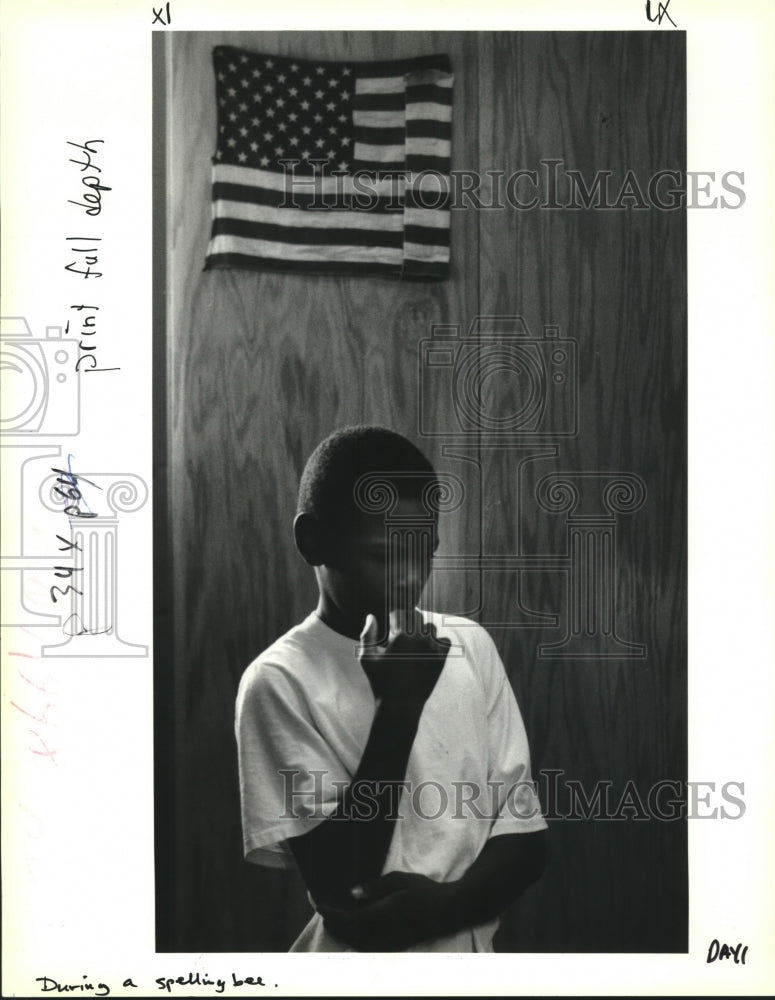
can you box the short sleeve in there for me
[475,629,548,838]
[235,660,351,868]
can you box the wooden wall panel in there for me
[477,32,687,951]
[162,30,686,952]
[166,31,480,949]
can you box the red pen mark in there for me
[10,700,53,725]
[28,730,58,766]
[9,647,59,764]
[18,668,47,692]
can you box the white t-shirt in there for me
[235,609,547,952]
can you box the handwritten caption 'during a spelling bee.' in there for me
[34,970,276,995]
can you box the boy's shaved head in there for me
[297,426,437,528]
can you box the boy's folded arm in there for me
[286,694,425,909]
[441,828,547,931]
[318,830,547,951]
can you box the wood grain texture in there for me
[477,32,687,952]
[161,31,686,952]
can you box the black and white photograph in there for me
[154,29,688,954]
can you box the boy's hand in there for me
[358,612,450,712]
[317,871,457,951]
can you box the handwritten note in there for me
[65,140,119,372]
[34,971,277,996]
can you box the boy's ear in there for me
[293,512,328,566]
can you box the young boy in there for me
[235,426,547,952]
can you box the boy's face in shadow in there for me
[323,494,439,633]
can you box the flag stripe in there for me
[406,83,453,105]
[353,143,405,164]
[405,154,451,173]
[405,101,452,123]
[404,187,452,211]
[205,254,449,280]
[214,181,406,214]
[352,121,453,146]
[212,163,408,195]
[211,216,450,250]
[208,233,402,264]
[214,167,455,203]
[405,137,451,159]
[215,196,449,235]
[403,241,449,262]
[205,254,405,277]
[211,216,406,248]
[353,92,407,113]
[352,109,405,129]
[404,225,450,247]
[215,198,406,230]
[407,119,452,140]
[356,76,407,95]
[353,125,406,146]
[354,156,451,173]
[353,86,452,112]
[208,183,455,213]
[403,208,450,229]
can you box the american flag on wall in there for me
[204,46,453,280]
